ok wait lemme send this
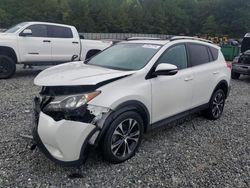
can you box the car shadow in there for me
[239,75,250,83]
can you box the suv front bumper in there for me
[32,98,107,166]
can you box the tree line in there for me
[0,0,250,37]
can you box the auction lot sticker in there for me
[142,44,161,49]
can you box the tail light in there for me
[226,62,232,70]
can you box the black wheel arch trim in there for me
[212,80,230,99]
[94,100,150,146]
[0,46,18,63]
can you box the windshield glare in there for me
[5,22,28,33]
[87,43,161,71]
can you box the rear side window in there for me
[188,43,210,66]
[27,25,48,37]
[209,47,219,61]
[48,25,73,38]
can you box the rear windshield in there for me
[87,43,162,71]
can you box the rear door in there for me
[187,43,219,108]
[48,25,80,62]
[18,24,51,62]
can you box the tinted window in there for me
[209,47,219,60]
[48,26,73,38]
[157,44,188,69]
[188,44,210,66]
[27,25,47,37]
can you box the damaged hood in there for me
[34,61,135,86]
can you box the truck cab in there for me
[0,22,112,79]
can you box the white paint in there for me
[35,38,231,163]
[38,112,95,162]
[0,21,112,63]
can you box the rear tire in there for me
[203,89,226,120]
[231,71,240,79]
[101,111,143,164]
[0,55,16,79]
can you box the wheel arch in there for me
[212,80,229,99]
[95,100,150,146]
[112,100,150,132]
[0,46,18,63]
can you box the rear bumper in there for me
[232,64,250,75]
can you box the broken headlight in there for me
[44,91,101,112]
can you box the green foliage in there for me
[0,0,249,37]
[0,8,9,27]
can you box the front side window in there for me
[26,24,48,37]
[48,25,73,38]
[157,44,188,70]
[87,43,161,71]
[188,43,210,66]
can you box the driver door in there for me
[150,44,194,123]
[18,24,52,62]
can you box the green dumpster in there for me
[221,45,240,61]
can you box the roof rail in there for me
[170,36,214,44]
[126,37,162,41]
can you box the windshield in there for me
[87,43,162,70]
[5,22,28,33]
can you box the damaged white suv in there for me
[33,37,231,166]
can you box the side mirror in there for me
[153,63,178,76]
[20,29,32,37]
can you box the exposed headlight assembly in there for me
[44,91,101,111]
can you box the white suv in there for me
[32,37,231,166]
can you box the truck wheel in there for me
[231,71,240,79]
[101,111,143,164]
[0,55,16,79]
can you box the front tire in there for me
[101,111,143,164]
[231,71,240,79]
[0,55,16,79]
[203,89,226,120]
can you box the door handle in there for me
[184,76,194,81]
[43,40,51,43]
[72,41,79,44]
[213,71,219,75]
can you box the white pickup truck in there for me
[0,22,113,78]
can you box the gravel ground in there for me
[0,65,249,188]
